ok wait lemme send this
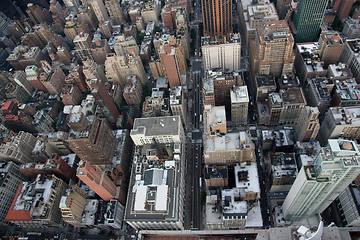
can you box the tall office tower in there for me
[63,0,81,12]
[74,32,93,62]
[13,71,34,96]
[88,79,120,125]
[283,139,360,222]
[57,46,72,66]
[332,0,354,20]
[202,33,241,73]
[251,20,294,78]
[90,0,110,23]
[201,0,232,40]
[5,174,68,228]
[67,116,116,165]
[170,86,188,128]
[105,0,124,25]
[295,106,320,142]
[0,161,27,222]
[0,131,38,164]
[83,58,107,82]
[76,161,117,201]
[41,66,66,95]
[8,20,26,41]
[26,3,52,25]
[59,185,88,226]
[292,0,327,43]
[230,86,249,125]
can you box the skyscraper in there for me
[283,139,360,222]
[293,0,327,43]
[201,0,232,40]
[90,0,110,24]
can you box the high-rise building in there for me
[318,106,360,146]
[59,185,88,226]
[76,161,118,201]
[0,161,28,222]
[67,116,116,165]
[90,0,110,23]
[74,32,93,62]
[26,3,52,25]
[169,86,187,128]
[13,71,34,96]
[201,0,232,40]
[283,139,360,222]
[202,34,241,73]
[230,86,249,125]
[332,0,354,20]
[292,0,327,43]
[0,131,38,164]
[250,20,294,77]
[123,76,143,106]
[105,0,124,25]
[41,66,66,95]
[89,79,120,125]
[295,106,320,142]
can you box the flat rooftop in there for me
[280,88,306,105]
[231,86,249,104]
[234,163,260,193]
[131,116,181,137]
[205,132,252,152]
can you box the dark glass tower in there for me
[293,0,327,43]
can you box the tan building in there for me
[113,35,139,57]
[67,116,116,165]
[295,106,320,142]
[74,32,93,61]
[231,86,249,125]
[41,66,65,95]
[90,0,110,23]
[83,58,107,83]
[204,105,227,136]
[205,166,228,187]
[251,20,294,78]
[105,0,124,25]
[141,0,160,23]
[123,75,143,105]
[105,51,147,86]
[204,131,255,165]
[59,185,88,226]
[246,3,279,51]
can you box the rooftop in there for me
[328,64,352,79]
[205,132,253,152]
[280,88,306,106]
[346,38,360,54]
[231,86,249,104]
[234,163,260,193]
[131,116,181,137]
[169,86,182,105]
[334,79,360,102]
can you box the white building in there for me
[169,86,187,128]
[230,86,249,125]
[130,116,185,146]
[283,139,360,222]
[202,33,241,73]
